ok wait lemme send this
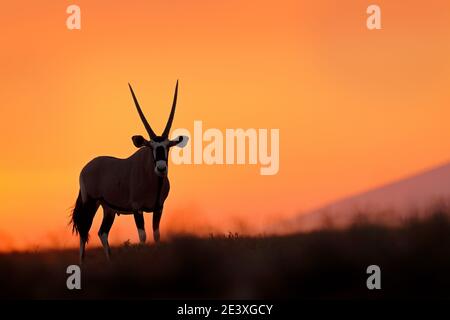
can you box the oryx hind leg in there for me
[78,199,99,265]
[134,211,146,244]
[79,238,86,265]
[98,206,116,260]
[152,207,163,243]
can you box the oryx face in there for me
[132,135,188,177]
[128,80,188,177]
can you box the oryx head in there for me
[128,81,189,177]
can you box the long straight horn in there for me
[128,83,157,139]
[162,80,178,138]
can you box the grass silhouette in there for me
[1,209,450,299]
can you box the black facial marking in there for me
[152,136,166,143]
[155,146,166,161]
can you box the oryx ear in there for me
[169,135,189,148]
[132,135,148,148]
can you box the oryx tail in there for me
[70,191,98,243]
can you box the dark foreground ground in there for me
[1,212,450,299]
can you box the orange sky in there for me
[1,0,450,250]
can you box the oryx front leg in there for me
[98,207,115,260]
[153,207,163,243]
[134,211,146,244]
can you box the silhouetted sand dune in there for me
[279,162,450,233]
[1,210,450,299]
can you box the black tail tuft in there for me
[70,191,83,237]
[70,191,96,243]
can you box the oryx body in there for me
[80,149,170,213]
[70,81,188,263]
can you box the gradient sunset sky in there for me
[1,0,450,250]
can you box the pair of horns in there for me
[128,80,178,139]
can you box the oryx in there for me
[70,81,188,263]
